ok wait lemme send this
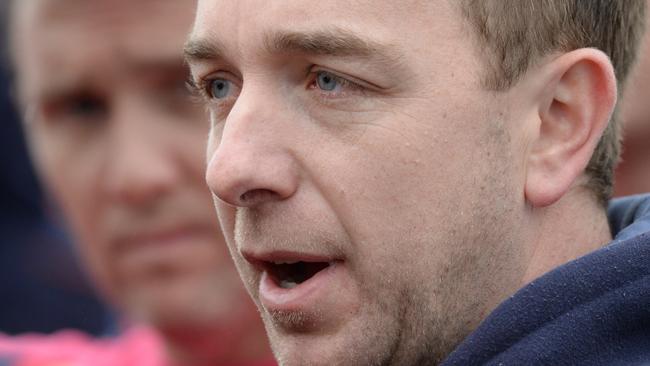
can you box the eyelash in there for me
[185,77,236,121]
[184,79,206,104]
[185,77,216,101]
[307,70,366,99]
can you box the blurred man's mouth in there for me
[112,224,214,278]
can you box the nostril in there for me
[239,188,279,206]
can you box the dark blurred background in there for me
[0,6,110,335]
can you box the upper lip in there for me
[242,250,342,270]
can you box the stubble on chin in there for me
[266,309,320,333]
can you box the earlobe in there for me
[524,49,617,207]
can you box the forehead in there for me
[190,0,463,62]
[13,0,195,95]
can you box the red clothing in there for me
[0,326,276,366]
[0,326,166,366]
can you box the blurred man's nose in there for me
[206,88,299,208]
[103,99,181,206]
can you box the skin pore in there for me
[187,1,615,365]
[11,0,270,364]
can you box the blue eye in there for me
[316,71,339,91]
[209,78,231,99]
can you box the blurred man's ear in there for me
[524,49,617,207]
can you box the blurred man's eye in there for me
[66,95,107,119]
[43,93,108,124]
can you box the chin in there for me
[269,336,374,366]
[122,278,213,325]
[270,338,345,366]
[263,313,396,366]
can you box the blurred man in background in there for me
[615,0,650,197]
[5,0,273,365]
[0,1,109,336]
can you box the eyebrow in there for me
[184,28,388,63]
[183,37,226,62]
[264,28,381,57]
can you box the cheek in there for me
[212,202,236,239]
[31,127,101,221]
[316,114,509,271]
[29,127,111,282]
[215,200,238,250]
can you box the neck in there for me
[520,186,612,286]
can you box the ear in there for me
[524,49,617,207]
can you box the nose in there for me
[103,100,181,206]
[206,90,299,208]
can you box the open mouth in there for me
[264,261,332,289]
[251,253,347,313]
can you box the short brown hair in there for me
[460,0,646,204]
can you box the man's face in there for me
[190,0,532,365]
[13,0,260,344]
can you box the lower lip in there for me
[259,262,342,312]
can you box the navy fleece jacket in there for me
[442,194,650,366]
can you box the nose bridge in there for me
[207,82,299,207]
[103,93,180,204]
[220,86,275,157]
